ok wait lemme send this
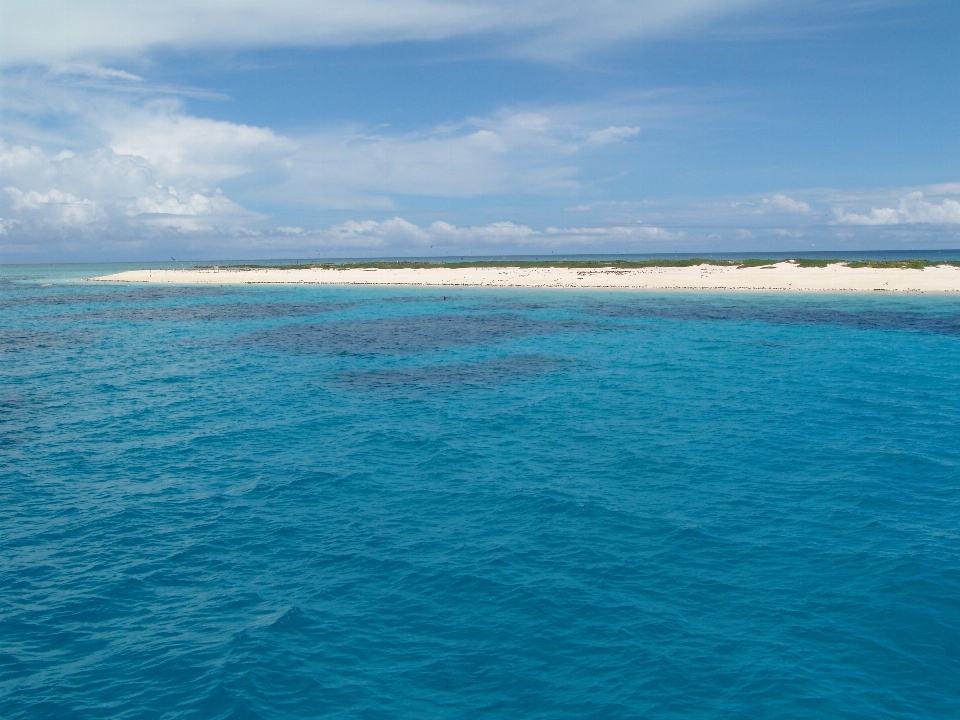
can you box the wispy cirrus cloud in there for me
[280,111,589,207]
[1,0,772,67]
[587,126,641,145]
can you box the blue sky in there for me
[1,0,958,261]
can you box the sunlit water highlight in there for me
[2,267,959,718]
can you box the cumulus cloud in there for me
[4,187,104,225]
[833,190,960,226]
[833,206,900,226]
[0,138,261,237]
[762,194,811,213]
[899,191,960,223]
[105,109,295,185]
[0,85,298,239]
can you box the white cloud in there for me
[1,96,624,245]
[317,217,538,251]
[924,182,960,195]
[105,108,295,185]
[833,207,900,225]
[284,111,582,203]
[4,186,105,225]
[51,63,143,81]
[898,191,960,224]
[563,200,645,219]
[286,217,676,254]
[1,88,659,245]
[0,53,712,217]
[127,187,249,225]
[0,138,261,236]
[833,190,960,226]
[1,1,769,67]
[587,126,640,145]
[4,51,669,213]
[762,194,810,213]
[0,88,296,233]
[4,80,958,259]
[251,104,657,206]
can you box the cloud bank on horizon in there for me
[1,0,958,261]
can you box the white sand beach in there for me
[91,262,960,293]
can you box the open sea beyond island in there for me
[2,263,959,718]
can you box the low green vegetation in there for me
[788,259,960,269]
[792,258,841,268]
[844,259,943,269]
[206,258,960,271]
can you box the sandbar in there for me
[91,262,960,293]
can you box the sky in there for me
[1,0,958,261]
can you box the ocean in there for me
[2,264,959,718]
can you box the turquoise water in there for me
[2,266,959,718]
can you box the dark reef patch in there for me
[587,300,960,336]
[0,285,238,310]
[381,295,461,304]
[0,328,89,354]
[331,355,566,390]
[247,313,594,355]
[65,301,353,323]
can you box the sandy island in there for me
[91,262,960,293]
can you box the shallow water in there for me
[2,270,959,718]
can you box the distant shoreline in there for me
[90,260,960,293]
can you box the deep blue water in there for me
[2,266,959,719]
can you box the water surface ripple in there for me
[2,278,959,719]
